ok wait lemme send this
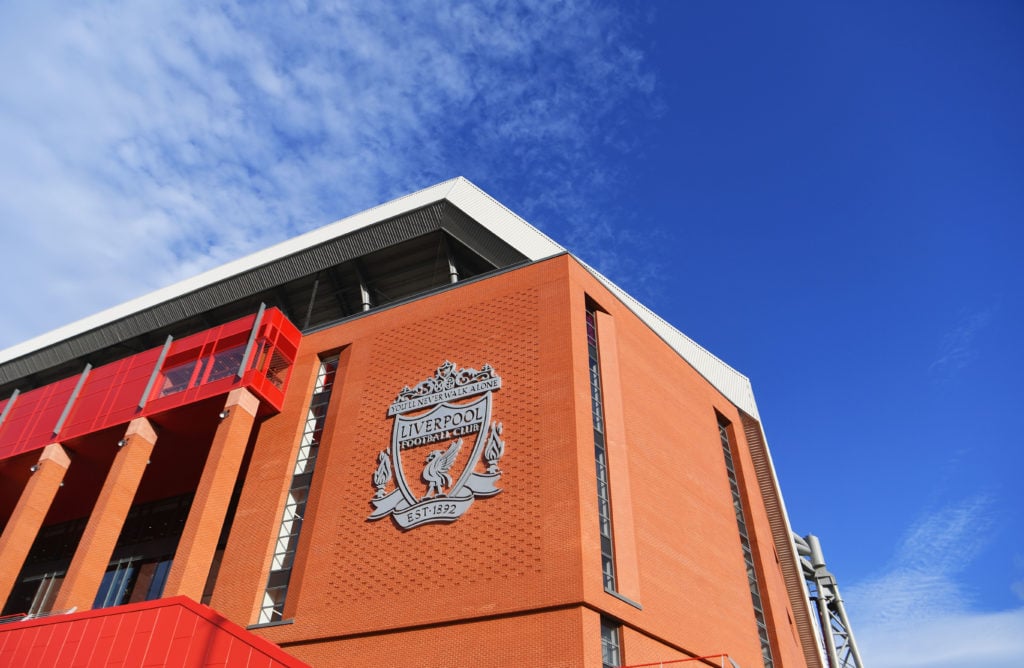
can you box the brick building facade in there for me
[0,179,823,667]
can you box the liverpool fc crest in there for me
[368,361,506,530]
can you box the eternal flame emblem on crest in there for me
[368,361,506,530]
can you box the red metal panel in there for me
[16,626,36,668]
[61,350,160,439]
[247,647,276,668]
[0,377,76,460]
[0,622,27,667]
[0,597,309,667]
[0,309,301,463]
[36,618,71,668]
[197,615,232,666]
[0,624,10,665]
[73,616,107,667]
[124,607,161,667]
[93,611,124,666]
[167,611,199,668]
[172,605,199,639]
[0,633,15,667]
[61,358,125,439]
[60,612,87,666]
[108,606,141,667]
[180,615,217,668]
[29,618,51,653]
[143,606,179,667]
[102,349,165,427]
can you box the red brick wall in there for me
[165,389,259,602]
[563,259,807,668]
[270,258,583,638]
[0,444,70,606]
[210,255,806,668]
[54,418,157,612]
[211,355,323,625]
[283,606,586,668]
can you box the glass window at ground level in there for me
[601,617,622,668]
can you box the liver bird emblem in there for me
[422,438,462,500]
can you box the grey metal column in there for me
[138,335,173,410]
[442,235,459,283]
[53,364,91,436]
[0,388,20,428]
[354,263,372,312]
[302,277,320,330]
[237,303,267,379]
[794,533,865,668]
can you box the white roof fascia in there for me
[444,178,565,261]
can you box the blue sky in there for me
[0,2,1021,666]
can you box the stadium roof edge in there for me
[0,177,759,419]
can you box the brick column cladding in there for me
[0,443,71,606]
[163,388,259,602]
[52,417,157,612]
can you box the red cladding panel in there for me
[145,608,176,666]
[0,377,78,460]
[36,622,70,667]
[59,350,161,437]
[0,309,301,463]
[0,597,308,668]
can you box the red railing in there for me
[0,308,301,462]
[622,655,738,668]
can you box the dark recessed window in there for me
[587,307,617,593]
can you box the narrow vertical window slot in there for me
[258,355,338,624]
[587,307,617,593]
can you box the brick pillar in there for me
[0,443,71,606]
[163,388,259,602]
[52,418,156,611]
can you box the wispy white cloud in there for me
[0,0,657,349]
[845,495,1024,667]
[929,306,996,381]
[854,608,1024,668]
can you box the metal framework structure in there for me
[793,534,864,668]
